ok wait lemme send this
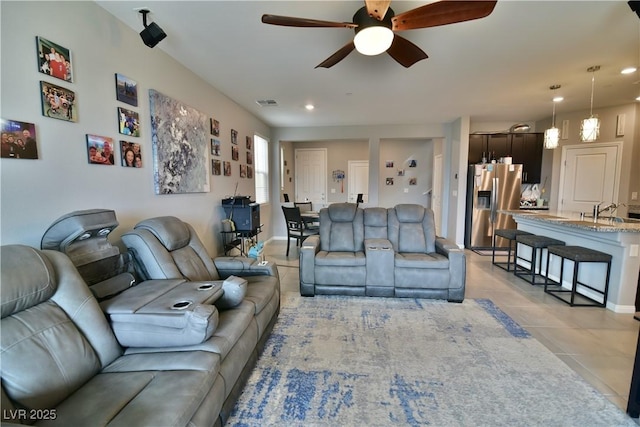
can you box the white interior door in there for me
[558,142,622,213]
[295,148,327,209]
[348,160,369,203]
[432,154,443,235]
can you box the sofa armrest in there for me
[213,256,278,279]
[300,235,320,296]
[435,237,466,302]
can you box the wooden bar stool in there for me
[514,234,565,285]
[492,229,533,272]
[544,245,611,307]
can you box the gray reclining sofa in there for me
[300,203,465,302]
[1,214,279,427]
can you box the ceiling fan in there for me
[262,0,498,68]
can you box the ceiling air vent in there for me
[256,99,278,107]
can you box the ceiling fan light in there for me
[544,127,559,149]
[580,116,600,142]
[354,26,394,56]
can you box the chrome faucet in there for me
[593,202,617,222]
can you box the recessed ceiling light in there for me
[305,104,314,111]
[622,67,637,74]
[552,96,564,102]
[636,95,640,101]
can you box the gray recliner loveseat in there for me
[300,203,465,302]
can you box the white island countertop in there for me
[502,210,640,233]
[500,210,640,313]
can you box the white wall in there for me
[0,1,271,254]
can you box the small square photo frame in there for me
[1,118,38,159]
[86,134,115,165]
[240,164,247,178]
[115,73,138,106]
[120,140,142,168]
[36,36,73,83]
[247,165,253,179]
[211,138,221,156]
[232,146,239,161]
[118,107,140,137]
[246,136,252,150]
[231,129,238,145]
[40,81,77,122]
[223,161,232,176]
[212,159,221,175]
[211,118,219,136]
[246,151,253,164]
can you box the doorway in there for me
[557,142,622,213]
[348,160,369,204]
[295,148,327,209]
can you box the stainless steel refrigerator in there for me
[465,164,523,249]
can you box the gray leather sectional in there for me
[1,214,279,427]
[300,203,466,301]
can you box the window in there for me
[254,134,269,204]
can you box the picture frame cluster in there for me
[210,119,253,179]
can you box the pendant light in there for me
[544,85,562,149]
[580,66,600,142]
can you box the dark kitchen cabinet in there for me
[468,134,487,165]
[487,134,510,160]
[510,133,543,183]
[468,132,543,184]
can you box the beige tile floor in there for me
[263,240,639,414]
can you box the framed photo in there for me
[40,81,77,122]
[247,165,253,179]
[120,140,142,168]
[240,164,247,178]
[115,73,138,106]
[212,159,221,175]
[232,146,239,161]
[211,118,219,136]
[385,161,394,168]
[223,161,232,176]
[86,134,114,165]
[409,177,417,185]
[246,151,253,164]
[118,107,140,137]
[36,36,73,83]
[1,118,38,159]
[408,159,417,167]
[231,129,238,145]
[386,177,394,185]
[211,138,221,156]
[397,169,405,177]
[246,136,252,150]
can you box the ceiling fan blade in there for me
[262,14,357,29]
[392,1,497,31]
[315,41,356,68]
[386,35,429,68]
[365,0,392,21]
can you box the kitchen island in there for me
[503,210,640,313]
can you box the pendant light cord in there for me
[589,71,595,117]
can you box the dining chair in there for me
[356,193,363,208]
[294,201,312,212]
[282,206,319,257]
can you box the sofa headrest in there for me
[394,204,426,223]
[364,207,387,226]
[328,203,358,222]
[1,245,56,319]
[40,209,118,252]
[135,216,191,251]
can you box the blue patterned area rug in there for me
[227,295,635,426]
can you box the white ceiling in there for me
[96,1,640,129]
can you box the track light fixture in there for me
[139,9,166,48]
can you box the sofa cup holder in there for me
[171,300,193,310]
[197,283,214,291]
